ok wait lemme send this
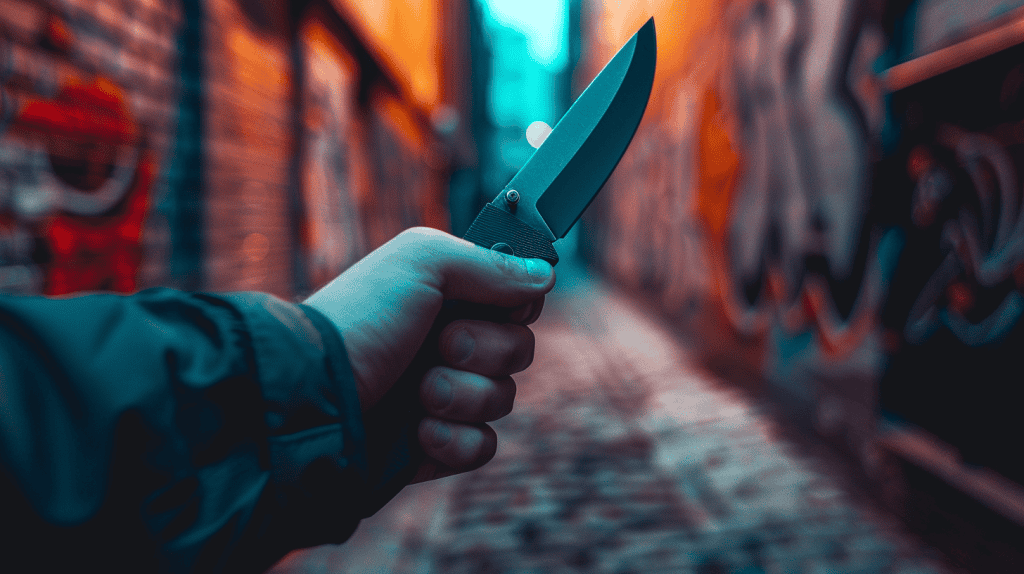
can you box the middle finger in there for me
[439,320,535,377]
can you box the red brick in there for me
[0,0,45,42]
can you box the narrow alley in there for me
[4,0,1024,571]
[271,261,956,574]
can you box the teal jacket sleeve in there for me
[0,288,371,573]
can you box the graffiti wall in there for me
[879,9,1024,486]
[581,0,1024,492]
[0,0,180,294]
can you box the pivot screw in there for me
[505,189,520,206]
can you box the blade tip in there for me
[638,17,656,46]
[638,17,656,59]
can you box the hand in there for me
[304,227,555,482]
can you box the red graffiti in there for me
[12,78,150,295]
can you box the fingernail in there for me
[428,420,452,448]
[431,374,453,411]
[525,258,552,284]
[451,329,475,364]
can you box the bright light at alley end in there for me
[481,0,568,69]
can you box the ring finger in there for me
[421,366,516,422]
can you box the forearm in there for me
[0,289,368,572]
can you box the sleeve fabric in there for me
[0,288,372,573]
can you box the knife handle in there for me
[463,203,560,265]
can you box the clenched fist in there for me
[304,227,555,483]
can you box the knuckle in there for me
[502,325,535,373]
[488,377,516,419]
[442,324,475,366]
[421,367,453,414]
[428,423,496,471]
[423,365,446,384]
[468,425,497,469]
[393,227,425,249]
[419,418,453,451]
[400,226,439,241]
[479,425,498,462]
[509,301,533,324]
[523,333,536,368]
[455,374,486,419]
[444,426,480,469]
[526,296,545,324]
[397,227,449,264]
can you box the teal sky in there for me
[479,0,568,70]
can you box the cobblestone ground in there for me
[271,264,957,574]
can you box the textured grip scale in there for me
[462,203,559,264]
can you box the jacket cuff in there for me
[214,293,369,544]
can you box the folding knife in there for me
[362,19,656,512]
[462,17,657,264]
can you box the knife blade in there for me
[463,17,657,265]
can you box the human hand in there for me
[304,227,555,482]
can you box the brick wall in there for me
[293,0,454,294]
[202,0,296,297]
[1,0,459,298]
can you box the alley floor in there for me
[270,261,958,574]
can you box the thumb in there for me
[406,228,556,306]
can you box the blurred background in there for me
[3,0,1024,571]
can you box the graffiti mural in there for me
[900,128,1024,347]
[880,33,1024,484]
[10,79,153,294]
[0,5,175,295]
[719,0,893,354]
